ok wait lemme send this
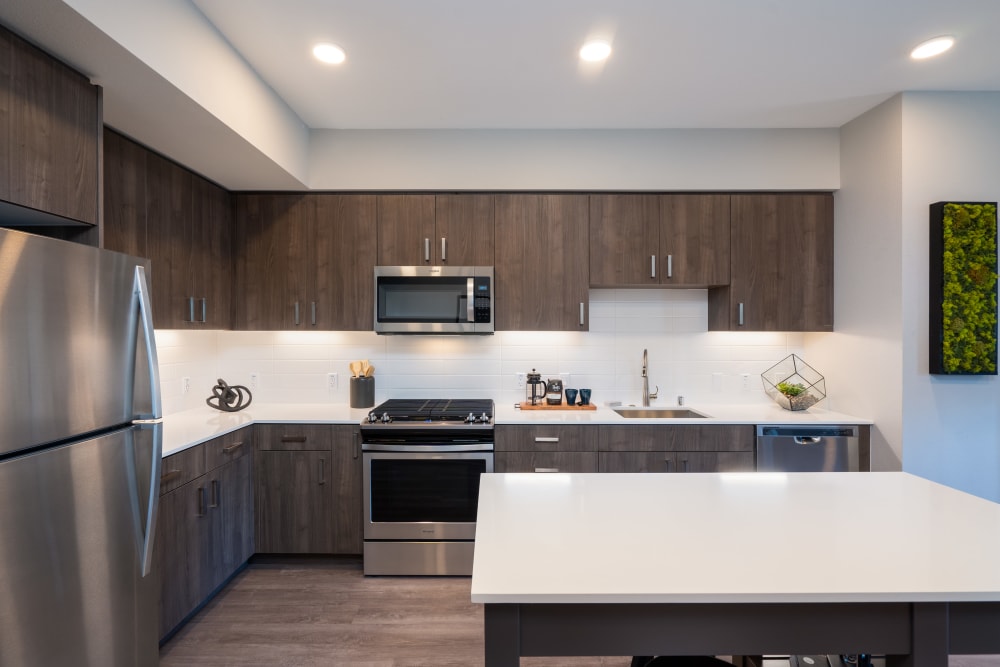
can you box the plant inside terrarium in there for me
[777,381,808,397]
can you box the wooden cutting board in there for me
[519,401,597,411]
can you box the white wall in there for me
[805,95,904,471]
[307,129,840,191]
[156,290,806,416]
[898,92,1000,502]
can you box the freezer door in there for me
[0,425,160,667]
[0,228,157,456]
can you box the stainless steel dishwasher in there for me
[756,425,860,472]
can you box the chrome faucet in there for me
[641,348,658,407]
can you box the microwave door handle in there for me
[467,278,475,322]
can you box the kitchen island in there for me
[471,472,1000,666]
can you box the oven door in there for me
[363,450,493,541]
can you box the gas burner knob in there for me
[366,412,377,423]
[481,412,490,424]
[466,412,476,423]
[381,412,391,424]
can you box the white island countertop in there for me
[471,471,1000,604]
[161,401,871,458]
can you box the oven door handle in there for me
[362,443,494,453]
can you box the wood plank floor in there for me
[159,557,631,667]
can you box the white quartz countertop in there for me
[160,402,872,458]
[471,471,1000,604]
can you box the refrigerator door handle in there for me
[134,265,163,420]
[126,422,162,578]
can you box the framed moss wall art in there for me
[929,201,998,375]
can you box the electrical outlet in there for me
[327,372,338,393]
[741,373,751,391]
[516,372,526,389]
[249,372,259,390]
[181,377,191,395]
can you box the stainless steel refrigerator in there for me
[0,228,162,667]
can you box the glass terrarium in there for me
[761,354,827,411]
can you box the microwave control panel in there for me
[474,277,491,323]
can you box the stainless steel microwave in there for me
[374,266,494,334]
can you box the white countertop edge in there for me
[161,402,873,458]
[469,590,1000,604]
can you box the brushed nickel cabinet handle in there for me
[311,301,317,326]
[294,301,301,326]
[318,458,326,485]
[210,479,219,508]
[441,237,447,261]
[534,437,559,443]
[200,298,207,323]
[353,430,360,459]
[579,302,585,326]
[667,254,673,279]
[186,297,195,323]
[651,255,656,279]
[680,458,689,473]
[424,238,430,262]
[738,302,745,326]
[196,486,206,517]
[664,459,673,473]
[534,467,560,473]
[222,441,244,454]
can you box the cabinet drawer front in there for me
[600,452,678,473]
[496,451,598,473]
[204,427,252,471]
[160,443,206,495]
[495,425,598,452]
[599,425,753,452]
[256,424,333,451]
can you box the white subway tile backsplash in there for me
[154,292,816,415]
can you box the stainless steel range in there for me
[360,398,494,576]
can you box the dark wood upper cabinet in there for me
[377,193,494,266]
[589,194,730,288]
[377,194,435,265]
[235,193,376,330]
[104,130,232,329]
[708,193,833,331]
[495,193,589,331]
[589,194,660,286]
[2,26,99,225]
[434,194,494,265]
[660,194,730,286]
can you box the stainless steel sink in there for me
[612,407,711,419]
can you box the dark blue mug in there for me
[578,388,592,405]
[564,388,578,406]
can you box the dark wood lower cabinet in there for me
[330,426,363,554]
[495,451,598,473]
[156,430,253,640]
[599,451,754,473]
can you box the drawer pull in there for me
[318,458,326,485]
[210,479,219,508]
[160,469,183,484]
[222,441,245,454]
[534,467,560,473]
[664,459,673,473]
[280,436,308,443]
[196,486,206,517]
[534,437,560,443]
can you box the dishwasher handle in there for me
[794,436,822,445]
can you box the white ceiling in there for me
[191,0,1000,130]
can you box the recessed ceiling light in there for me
[313,43,346,65]
[579,40,612,62]
[910,35,954,60]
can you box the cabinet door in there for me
[255,450,334,553]
[6,29,99,224]
[0,29,10,203]
[155,479,208,638]
[496,451,598,473]
[330,426,363,554]
[186,175,232,328]
[599,452,677,473]
[589,194,660,286]
[495,194,590,330]
[660,194,730,287]
[377,194,436,265]
[102,129,147,258]
[675,451,754,473]
[235,194,311,329]
[709,194,833,331]
[435,194,494,265]
[144,151,191,328]
[314,194,377,330]
[212,452,254,586]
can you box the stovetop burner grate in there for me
[365,398,493,423]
